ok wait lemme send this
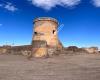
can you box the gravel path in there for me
[0,54,100,80]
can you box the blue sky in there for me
[0,0,100,48]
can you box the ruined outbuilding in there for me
[32,17,63,57]
[84,47,99,54]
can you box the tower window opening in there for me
[34,32,37,35]
[53,30,56,34]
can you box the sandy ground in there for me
[0,53,100,80]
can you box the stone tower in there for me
[32,17,63,57]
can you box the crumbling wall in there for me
[0,48,7,54]
[32,40,48,58]
[84,47,99,54]
[10,45,32,56]
[63,46,89,54]
[0,46,11,54]
[0,45,32,56]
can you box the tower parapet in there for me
[34,17,58,25]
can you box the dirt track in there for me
[0,54,100,80]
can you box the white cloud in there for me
[0,2,18,12]
[4,2,18,12]
[28,0,81,10]
[92,0,100,7]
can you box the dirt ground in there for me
[0,53,100,80]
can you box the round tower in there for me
[32,17,63,57]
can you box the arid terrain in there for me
[0,53,100,80]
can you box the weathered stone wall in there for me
[63,46,88,54]
[0,46,11,54]
[10,45,32,56]
[84,47,99,54]
[63,46,100,54]
[0,48,7,54]
[32,40,48,57]
[0,45,32,56]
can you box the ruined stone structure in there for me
[0,45,11,54]
[84,47,99,54]
[0,45,32,55]
[32,17,63,57]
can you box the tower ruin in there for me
[32,17,63,57]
